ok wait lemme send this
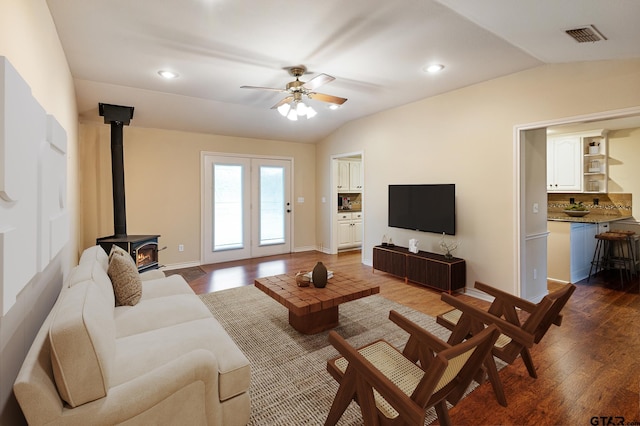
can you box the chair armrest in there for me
[54,349,219,425]
[389,310,450,352]
[389,310,451,367]
[441,294,535,348]
[328,331,426,424]
[474,281,538,314]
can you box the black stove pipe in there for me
[110,120,127,237]
[99,103,135,238]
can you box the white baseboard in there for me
[462,287,495,303]
[160,261,201,271]
[293,246,317,253]
[315,246,332,254]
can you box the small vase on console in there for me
[312,261,328,288]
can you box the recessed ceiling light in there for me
[158,70,179,79]
[424,64,445,73]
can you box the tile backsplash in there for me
[547,193,632,216]
[338,192,362,211]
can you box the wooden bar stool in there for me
[588,232,635,287]
[611,229,637,277]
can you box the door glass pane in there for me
[259,166,284,245]
[213,164,243,251]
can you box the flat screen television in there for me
[388,184,456,235]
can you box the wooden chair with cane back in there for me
[325,310,501,426]
[436,281,576,406]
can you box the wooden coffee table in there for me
[254,272,380,334]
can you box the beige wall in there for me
[316,59,640,295]
[608,127,640,210]
[0,0,78,423]
[603,127,640,237]
[79,122,316,266]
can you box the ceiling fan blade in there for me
[302,73,335,91]
[307,92,347,105]
[240,85,288,93]
[271,96,294,109]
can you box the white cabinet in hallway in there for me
[337,212,363,249]
[336,160,363,191]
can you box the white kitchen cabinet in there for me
[336,160,362,191]
[547,129,609,193]
[547,136,582,192]
[337,212,362,249]
[570,223,598,282]
[336,161,350,190]
[348,161,363,191]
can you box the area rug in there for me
[199,285,488,425]
[165,266,206,282]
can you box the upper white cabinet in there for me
[349,161,363,191]
[547,135,582,192]
[547,130,609,193]
[336,161,350,190]
[336,159,363,191]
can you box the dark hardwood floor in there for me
[176,250,640,425]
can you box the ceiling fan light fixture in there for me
[305,106,317,119]
[277,103,290,117]
[244,64,346,122]
[287,108,298,121]
[296,102,308,116]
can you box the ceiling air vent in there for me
[565,25,607,43]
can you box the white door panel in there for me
[203,154,291,264]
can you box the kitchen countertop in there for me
[547,213,628,224]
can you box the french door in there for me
[202,154,292,264]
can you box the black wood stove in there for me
[95,103,161,272]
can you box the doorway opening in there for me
[202,153,293,264]
[517,106,640,300]
[331,152,364,255]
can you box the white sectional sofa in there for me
[14,245,251,425]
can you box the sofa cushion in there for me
[79,245,109,272]
[141,274,195,299]
[114,293,213,338]
[67,262,116,307]
[108,252,142,306]
[50,281,116,408]
[113,317,251,401]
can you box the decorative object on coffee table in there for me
[295,272,311,287]
[312,261,328,288]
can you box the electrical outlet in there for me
[178,244,184,252]
[593,198,599,205]
[533,203,539,214]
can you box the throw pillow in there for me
[107,252,142,306]
[108,244,135,266]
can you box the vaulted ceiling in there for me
[46,0,640,143]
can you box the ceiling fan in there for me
[241,65,347,120]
